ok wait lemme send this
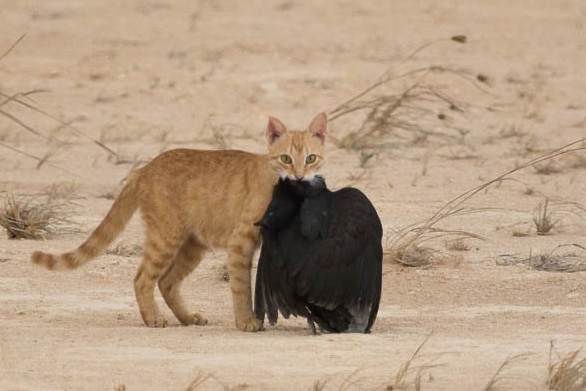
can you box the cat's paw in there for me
[235,316,261,332]
[144,314,168,328]
[183,313,208,326]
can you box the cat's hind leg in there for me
[134,232,182,327]
[158,235,208,326]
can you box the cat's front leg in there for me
[227,227,262,332]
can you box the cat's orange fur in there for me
[32,113,327,331]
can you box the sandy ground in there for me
[1,1,586,390]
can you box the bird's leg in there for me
[307,317,320,335]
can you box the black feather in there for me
[254,176,383,333]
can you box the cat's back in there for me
[130,148,275,246]
[144,148,265,172]
[135,148,269,185]
[134,148,274,219]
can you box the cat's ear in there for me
[266,116,287,145]
[307,112,327,144]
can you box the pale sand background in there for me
[1,1,586,390]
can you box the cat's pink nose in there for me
[295,175,304,181]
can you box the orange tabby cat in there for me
[32,113,327,331]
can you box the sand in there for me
[1,1,586,390]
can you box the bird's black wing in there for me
[284,187,383,332]
[254,178,317,326]
[254,227,293,326]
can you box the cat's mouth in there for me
[283,173,322,184]
[284,174,310,182]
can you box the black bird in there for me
[254,176,383,334]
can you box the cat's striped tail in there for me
[32,172,140,270]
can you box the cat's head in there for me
[266,112,327,182]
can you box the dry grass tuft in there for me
[311,379,328,391]
[310,369,369,391]
[184,370,250,390]
[309,337,439,390]
[547,341,586,391]
[445,239,471,251]
[482,353,532,391]
[386,244,435,268]
[0,194,73,239]
[387,334,439,391]
[106,242,142,257]
[533,198,555,235]
[389,338,427,390]
[385,215,485,267]
[329,66,480,150]
[184,371,213,390]
[328,36,487,151]
[497,245,586,273]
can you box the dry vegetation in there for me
[319,35,586,270]
[482,353,533,391]
[547,342,586,391]
[328,36,485,151]
[387,334,437,391]
[496,245,586,273]
[534,198,556,235]
[105,241,143,257]
[4,34,585,272]
[1,39,117,176]
[383,137,586,267]
[0,193,73,239]
[139,339,586,391]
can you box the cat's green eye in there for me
[280,154,292,164]
[305,154,317,164]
